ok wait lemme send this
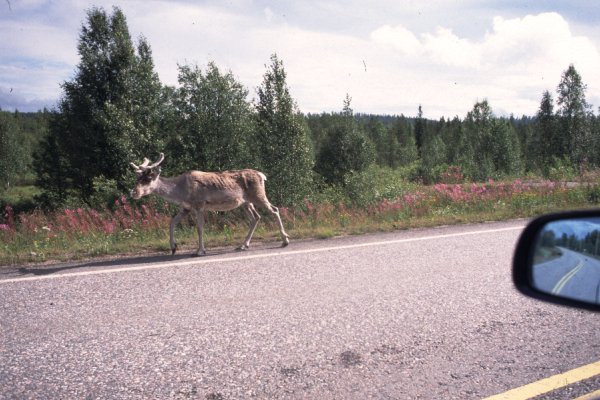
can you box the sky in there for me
[1,0,600,119]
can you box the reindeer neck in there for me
[154,176,184,204]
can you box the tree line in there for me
[1,6,599,209]
[540,228,600,257]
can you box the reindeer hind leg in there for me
[257,200,289,247]
[239,203,260,250]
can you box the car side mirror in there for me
[513,209,600,311]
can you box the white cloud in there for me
[1,2,600,118]
[370,25,421,56]
[422,27,478,68]
[367,12,600,117]
[264,7,275,23]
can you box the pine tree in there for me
[365,117,394,167]
[529,91,559,173]
[414,105,425,155]
[491,119,522,176]
[391,115,418,166]
[35,7,165,206]
[0,112,28,189]
[444,116,474,177]
[556,64,591,168]
[420,132,447,182]
[255,54,314,206]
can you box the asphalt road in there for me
[1,220,600,399]
[533,247,600,304]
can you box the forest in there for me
[1,6,599,214]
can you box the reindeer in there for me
[130,153,290,256]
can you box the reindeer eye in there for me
[137,171,154,184]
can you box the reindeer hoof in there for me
[191,251,206,257]
[171,243,178,255]
[237,245,249,251]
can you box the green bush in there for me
[585,185,600,204]
[548,157,577,181]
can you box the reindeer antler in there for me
[131,153,164,172]
[148,153,164,169]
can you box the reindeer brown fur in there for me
[130,153,290,256]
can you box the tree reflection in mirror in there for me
[533,217,600,305]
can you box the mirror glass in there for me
[532,217,600,305]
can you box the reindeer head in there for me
[130,153,165,199]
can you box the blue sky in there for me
[1,0,600,118]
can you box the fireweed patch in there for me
[0,179,595,264]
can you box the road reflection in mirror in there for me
[533,217,600,305]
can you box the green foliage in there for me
[391,116,419,167]
[169,62,254,173]
[15,6,600,217]
[34,6,165,207]
[315,97,375,186]
[420,132,447,182]
[414,105,425,153]
[547,156,577,181]
[5,175,596,265]
[342,165,416,207]
[528,91,559,173]
[0,112,28,189]
[440,117,471,175]
[457,100,523,180]
[585,185,600,204]
[254,54,314,206]
[88,176,122,210]
[464,100,495,180]
[557,64,591,167]
[491,119,522,176]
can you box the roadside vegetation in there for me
[2,6,600,265]
[3,169,600,264]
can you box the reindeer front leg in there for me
[193,208,206,256]
[170,208,189,255]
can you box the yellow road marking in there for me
[482,360,600,400]
[552,260,584,295]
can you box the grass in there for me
[1,179,599,265]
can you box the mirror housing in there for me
[513,209,600,312]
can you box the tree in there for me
[556,64,591,168]
[391,115,418,167]
[420,132,447,182]
[443,116,474,177]
[463,100,522,178]
[0,112,28,189]
[315,96,374,185]
[365,117,395,167]
[491,119,522,176]
[528,91,559,173]
[464,100,495,180]
[255,54,314,206]
[593,112,600,166]
[170,62,254,174]
[35,6,165,206]
[414,105,425,155]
